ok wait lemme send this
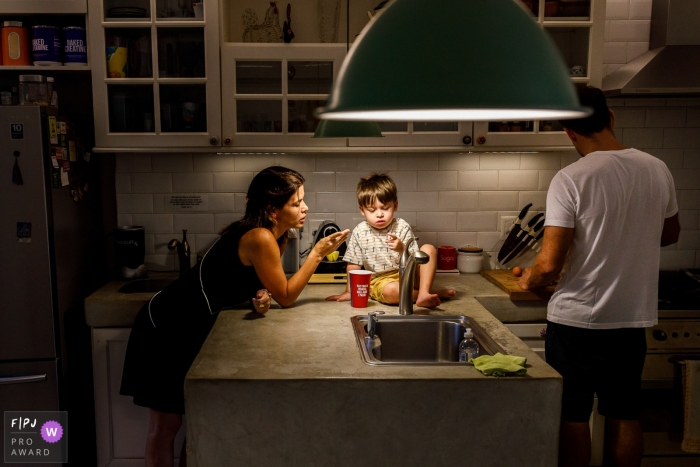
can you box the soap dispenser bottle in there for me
[459,328,479,363]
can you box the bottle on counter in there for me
[459,328,479,363]
[181,229,191,265]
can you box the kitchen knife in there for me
[496,203,533,263]
[516,224,546,259]
[500,213,543,264]
[503,218,545,264]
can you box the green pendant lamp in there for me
[312,119,384,138]
[317,0,590,121]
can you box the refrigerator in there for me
[0,106,95,464]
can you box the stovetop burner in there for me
[658,269,700,311]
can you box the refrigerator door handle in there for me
[0,374,47,385]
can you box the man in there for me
[519,87,680,467]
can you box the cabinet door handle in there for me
[209,136,219,145]
[0,374,47,385]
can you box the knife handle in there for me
[516,203,533,222]
[533,219,545,234]
[526,212,544,229]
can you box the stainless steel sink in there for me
[351,315,505,366]
[118,278,175,294]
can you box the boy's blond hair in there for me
[356,173,397,208]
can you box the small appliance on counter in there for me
[308,220,347,283]
[281,227,300,273]
[114,225,147,278]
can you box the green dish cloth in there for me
[469,352,527,377]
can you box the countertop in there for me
[84,272,549,328]
[186,274,559,382]
[183,275,561,467]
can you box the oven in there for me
[639,269,700,465]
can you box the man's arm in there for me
[519,226,574,290]
[660,213,680,247]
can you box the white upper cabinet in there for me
[473,0,605,148]
[219,0,473,150]
[221,43,348,148]
[88,0,221,149]
[2,0,86,14]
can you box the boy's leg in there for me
[412,245,441,307]
[379,281,400,304]
[415,244,456,307]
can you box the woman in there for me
[120,166,349,467]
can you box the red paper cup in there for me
[438,245,457,270]
[349,270,373,308]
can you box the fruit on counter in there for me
[512,266,523,277]
[326,251,340,262]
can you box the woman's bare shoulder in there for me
[240,227,277,248]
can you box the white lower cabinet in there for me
[92,328,185,467]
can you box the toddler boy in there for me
[326,173,455,307]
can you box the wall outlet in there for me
[500,216,517,237]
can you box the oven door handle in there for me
[0,374,47,385]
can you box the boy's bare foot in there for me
[416,292,441,308]
[434,288,456,300]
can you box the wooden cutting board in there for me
[480,269,557,301]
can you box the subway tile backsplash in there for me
[116,142,700,271]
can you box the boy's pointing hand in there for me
[386,233,404,254]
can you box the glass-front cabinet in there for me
[220,0,472,149]
[88,0,221,148]
[221,43,347,148]
[473,0,604,147]
[2,0,86,13]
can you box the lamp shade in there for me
[317,0,590,121]
[312,120,384,138]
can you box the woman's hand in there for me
[311,229,350,259]
[325,292,351,302]
[252,289,271,314]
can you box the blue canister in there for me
[32,25,62,66]
[63,27,87,65]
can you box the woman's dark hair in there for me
[559,86,612,137]
[220,166,305,237]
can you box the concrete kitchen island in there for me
[184,275,561,467]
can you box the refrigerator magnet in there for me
[48,116,58,144]
[60,168,69,186]
[51,155,59,168]
[17,222,31,243]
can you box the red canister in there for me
[2,21,31,66]
[437,245,457,270]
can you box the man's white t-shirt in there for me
[545,148,678,329]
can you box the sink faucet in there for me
[366,311,385,339]
[398,238,430,315]
[168,229,191,277]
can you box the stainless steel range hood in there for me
[602,0,700,96]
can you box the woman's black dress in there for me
[120,226,262,414]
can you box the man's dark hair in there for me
[559,86,612,136]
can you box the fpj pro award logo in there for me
[4,412,68,463]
